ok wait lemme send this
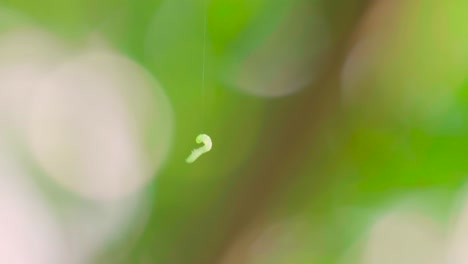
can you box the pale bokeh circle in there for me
[227,1,329,98]
[341,0,468,126]
[0,27,68,142]
[447,188,468,264]
[0,153,68,264]
[63,192,149,263]
[362,211,445,264]
[28,50,173,202]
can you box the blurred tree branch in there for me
[136,1,384,263]
[179,1,383,264]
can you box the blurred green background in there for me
[0,0,467,263]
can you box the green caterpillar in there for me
[186,134,212,163]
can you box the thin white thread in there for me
[201,0,207,111]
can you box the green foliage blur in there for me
[0,0,467,263]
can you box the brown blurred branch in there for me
[185,1,378,263]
